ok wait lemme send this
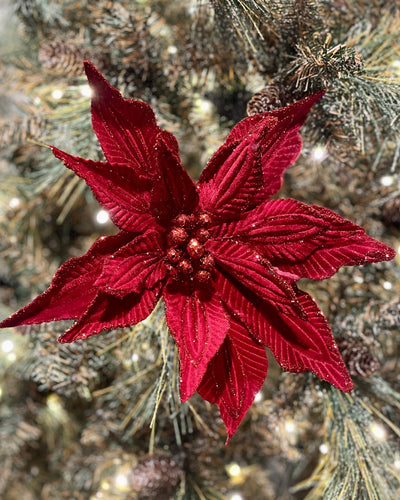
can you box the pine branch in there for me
[293,386,400,499]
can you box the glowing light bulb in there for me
[80,85,92,98]
[9,197,21,209]
[319,443,329,454]
[227,462,241,478]
[383,281,393,290]
[0,387,3,399]
[254,391,263,402]
[311,145,326,161]
[96,209,110,224]
[200,100,212,113]
[100,480,111,490]
[230,493,243,500]
[394,459,400,470]
[1,339,14,353]
[131,353,139,362]
[380,175,394,187]
[115,473,129,490]
[284,419,296,433]
[168,45,178,54]
[195,98,213,115]
[391,60,400,68]
[47,394,63,415]
[33,96,41,105]
[369,422,386,441]
[51,89,63,100]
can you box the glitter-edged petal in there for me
[84,61,161,177]
[198,91,324,214]
[150,131,198,223]
[206,239,302,316]
[223,198,396,280]
[52,148,155,232]
[0,232,132,328]
[197,316,268,443]
[215,273,353,392]
[58,284,162,343]
[95,230,166,296]
[164,285,230,401]
[197,119,270,219]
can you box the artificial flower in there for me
[1,62,395,441]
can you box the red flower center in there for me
[165,212,214,284]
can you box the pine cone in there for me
[38,40,107,76]
[130,453,181,499]
[381,197,400,227]
[246,84,293,115]
[337,337,380,377]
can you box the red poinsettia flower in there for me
[1,63,395,441]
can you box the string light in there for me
[369,422,387,441]
[311,145,326,161]
[1,339,14,353]
[33,96,41,105]
[380,175,394,187]
[229,493,243,500]
[195,97,213,115]
[131,353,139,362]
[9,197,21,209]
[1,338,17,362]
[51,89,64,100]
[0,387,3,399]
[226,462,242,478]
[319,443,329,455]
[100,480,110,490]
[168,45,178,54]
[114,472,129,490]
[7,352,16,362]
[254,391,263,402]
[383,281,393,290]
[391,60,400,76]
[46,394,64,416]
[96,209,110,224]
[284,419,296,434]
[80,84,92,98]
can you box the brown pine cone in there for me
[246,84,293,115]
[38,40,107,76]
[382,197,400,227]
[336,337,380,377]
[130,453,181,499]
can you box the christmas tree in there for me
[1,1,400,499]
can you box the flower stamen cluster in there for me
[165,212,214,284]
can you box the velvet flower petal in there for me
[95,230,166,296]
[53,148,155,233]
[198,91,325,218]
[214,272,353,392]
[84,62,162,176]
[213,198,394,281]
[1,63,396,443]
[0,231,132,327]
[197,316,269,442]
[164,285,230,401]
[59,284,163,343]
